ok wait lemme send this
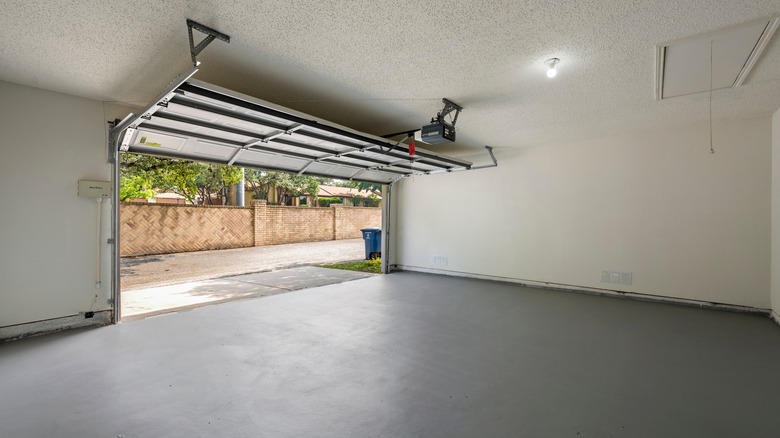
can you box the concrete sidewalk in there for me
[121,238,365,290]
[121,266,375,321]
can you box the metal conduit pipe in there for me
[235,168,245,206]
[381,182,392,275]
[108,120,127,324]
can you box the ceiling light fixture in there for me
[545,58,560,78]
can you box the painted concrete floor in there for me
[2,272,780,437]
[121,266,375,321]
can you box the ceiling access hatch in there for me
[114,71,472,185]
[655,16,779,100]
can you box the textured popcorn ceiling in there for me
[1,1,778,157]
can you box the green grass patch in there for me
[317,258,381,274]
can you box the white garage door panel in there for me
[192,140,234,160]
[133,130,187,152]
[118,78,472,184]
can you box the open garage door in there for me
[113,69,472,184]
[108,66,475,323]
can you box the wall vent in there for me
[655,16,779,100]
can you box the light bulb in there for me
[545,58,560,79]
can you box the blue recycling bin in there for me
[360,227,382,260]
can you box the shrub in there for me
[365,194,381,207]
[349,195,364,207]
[318,197,342,207]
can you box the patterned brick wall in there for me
[120,201,381,256]
[121,203,254,256]
[264,205,335,245]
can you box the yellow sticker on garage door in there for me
[138,136,162,147]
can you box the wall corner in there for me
[771,107,780,316]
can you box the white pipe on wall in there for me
[96,198,102,289]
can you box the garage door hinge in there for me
[107,238,115,244]
[107,299,114,305]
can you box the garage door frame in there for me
[107,65,477,323]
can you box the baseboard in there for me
[0,310,112,343]
[393,265,771,316]
[772,309,780,326]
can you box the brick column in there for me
[332,203,345,240]
[253,200,267,246]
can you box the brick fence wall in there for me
[339,207,381,239]
[264,206,335,245]
[120,201,381,256]
[121,203,253,256]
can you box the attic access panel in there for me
[655,16,779,100]
[117,78,472,185]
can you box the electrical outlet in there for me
[601,270,633,285]
[431,255,448,266]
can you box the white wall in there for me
[394,118,772,309]
[0,80,113,329]
[772,107,780,321]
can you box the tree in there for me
[245,170,321,205]
[120,154,324,206]
[245,169,272,200]
[269,172,294,205]
[120,154,199,203]
[287,174,320,206]
[120,154,240,204]
[365,194,381,207]
[349,195,363,207]
[119,175,155,201]
[193,163,243,205]
[335,180,383,193]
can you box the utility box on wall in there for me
[78,180,112,198]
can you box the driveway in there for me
[121,238,366,290]
[121,266,375,321]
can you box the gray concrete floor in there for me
[121,238,365,289]
[2,272,780,437]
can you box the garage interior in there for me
[2,1,780,436]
